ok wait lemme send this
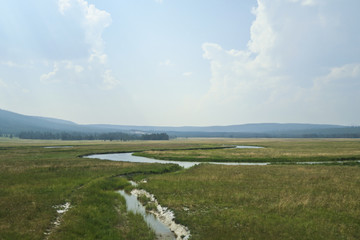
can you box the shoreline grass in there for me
[1,138,360,239]
[0,139,184,240]
[134,139,360,163]
[140,164,360,240]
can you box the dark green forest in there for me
[14,131,169,141]
[167,127,360,138]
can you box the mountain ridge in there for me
[1,108,358,138]
[86,123,344,133]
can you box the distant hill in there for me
[0,109,81,134]
[87,123,343,133]
[1,108,359,138]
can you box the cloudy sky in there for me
[1,0,359,126]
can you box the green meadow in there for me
[135,138,360,163]
[1,138,360,239]
[0,139,186,240]
[140,164,360,239]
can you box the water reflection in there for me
[118,190,176,240]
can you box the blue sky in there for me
[0,0,359,126]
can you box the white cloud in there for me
[102,70,120,90]
[159,59,173,66]
[183,72,192,77]
[298,63,360,123]
[40,59,120,91]
[196,0,360,124]
[46,0,115,90]
[78,0,111,61]
[58,0,111,63]
[40,63,59,82]
[58,0,71,14]
[247,1,277,69]
[40,61,85,83]
[64,61,84,73]
[89,51,107,64]
[288,0,318,6]
[322,63,360,81]
[311,63,360,99]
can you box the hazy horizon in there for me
[0,107,351,128]
[1,0,359,126]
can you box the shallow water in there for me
[118,190,176,240]
[86,145,267,168]
[235,145,264,149]
[86,152,269,168]
[87,153,199,168]
[44,146,73,149]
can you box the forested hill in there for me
[0,108,359,138]
[0,109,81,134]
[88,123,344,133]
[0,109,169,140]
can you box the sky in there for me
[0,0,359,126]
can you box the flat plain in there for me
[135,138,360,163]
[0,138,360,239]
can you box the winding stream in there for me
[84,145,359,239]
[85,146,360,167]
[85,146,268,168]
[84,146,265,239]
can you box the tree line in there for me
[17,131,169,141]
[0,133,14,138]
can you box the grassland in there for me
[135,138,360,163]
[0,138,206,240]
[140,164,360,239]
[1,138,360,240]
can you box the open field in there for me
[0,139,190,240]
[140,164,360,239]
[1,138,360,239]
[135,138,360,163]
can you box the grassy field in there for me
[135,139,360,239]
[1,138,360,239]
[140,164,360,239]
[135,138,360,163]
[0,138,198,240]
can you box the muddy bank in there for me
[44,202,71,239]
[119,187,190,240]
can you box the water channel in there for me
[85,146,360,167]
[85,146,265,239]
[84,146,359,239]
[118,189,177,240]
[85,146,268,168]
